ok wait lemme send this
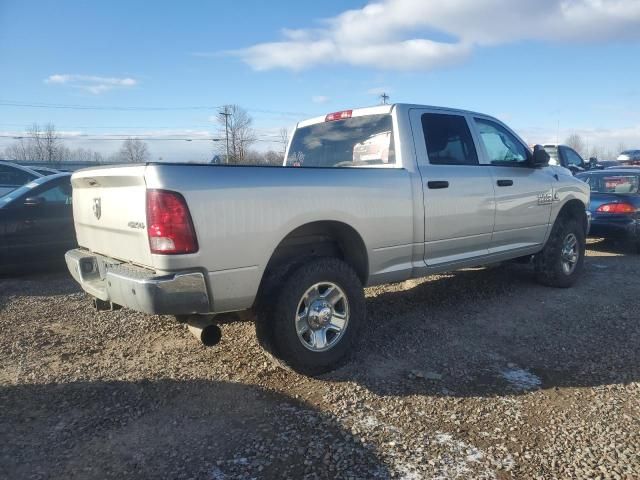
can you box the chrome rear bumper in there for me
[65,249,211,315]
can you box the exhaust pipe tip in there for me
[192,324,222,347]
[186,316,222,347]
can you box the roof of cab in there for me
[296,103,495,129]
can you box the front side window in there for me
[32,182,73,204]
[475,118,528,166]
[563,148,584,167]
[421,113,478,165]
[285,114,395,168]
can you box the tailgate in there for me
[71,165,153,267]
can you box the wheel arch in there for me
[255,220,369,307]
[556,198,588,234]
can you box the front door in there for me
[411,109,496,266]
[472,116,553,253]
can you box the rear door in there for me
[410,109,496,266]
[471,116,553,252]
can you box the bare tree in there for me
[216,105,256,164]
[565,134,586,157]
[264,150,284,165]
[25,123,60,162]
[118,137,150,163]
[278,128,289,157]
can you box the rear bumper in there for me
[65,249,211,315]
[588,216,639,241]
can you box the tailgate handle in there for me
[427,181,449,189]
[497,179,514,187]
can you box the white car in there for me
[617,150,640,165]
[0,161,43,196]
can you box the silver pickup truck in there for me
[66,104,589,374]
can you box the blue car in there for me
[577,169,640,252]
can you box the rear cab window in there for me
[285,113,395,168]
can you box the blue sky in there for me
[1,0,639,161]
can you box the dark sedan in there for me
[0,173,76,273]
[577,169,640,252]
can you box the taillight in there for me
[146,190,198,254]
[325,110,352,122]
[596,202,636,214]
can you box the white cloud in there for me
[311,95,330,104]
[235,0,640,71]
[45,74,138,94]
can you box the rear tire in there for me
[535,215,585,288]
[255,257,365,376]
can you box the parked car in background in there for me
[0,173,75,273]
[577,169,640,252]
[65,104,589,375]
[617,150,640,165]
[0,160,43,196]
[543,144,589,174]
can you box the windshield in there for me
[578,173,640,194]
[285,114,395,168]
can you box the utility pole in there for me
[379,92,390,105]
[219,106,231,164]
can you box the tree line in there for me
[2,104,289,166]
[3,123,151,164]
[3,116,629,167]
[564,133,627,161]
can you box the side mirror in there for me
[531,145,550,168]
[589,157,598,169]
[24,196,45,207]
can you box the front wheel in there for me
[256,257,365,375]
[535,215,586,288]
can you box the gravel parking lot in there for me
[1,239,639,479]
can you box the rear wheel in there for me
[255,257,365,375]
[535,215,585,288]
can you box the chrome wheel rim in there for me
[561,233,579,275]
[295,282,349,352]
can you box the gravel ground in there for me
[1,238,639,479]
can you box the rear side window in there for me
[0,165,36,186]
[421,113,478,165]
[285,114,395,168]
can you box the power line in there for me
[0,101,218,111]
[0,134,281,143]
[0,100,311,117]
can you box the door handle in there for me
[497,179,514,187]
[427,181,449,189]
